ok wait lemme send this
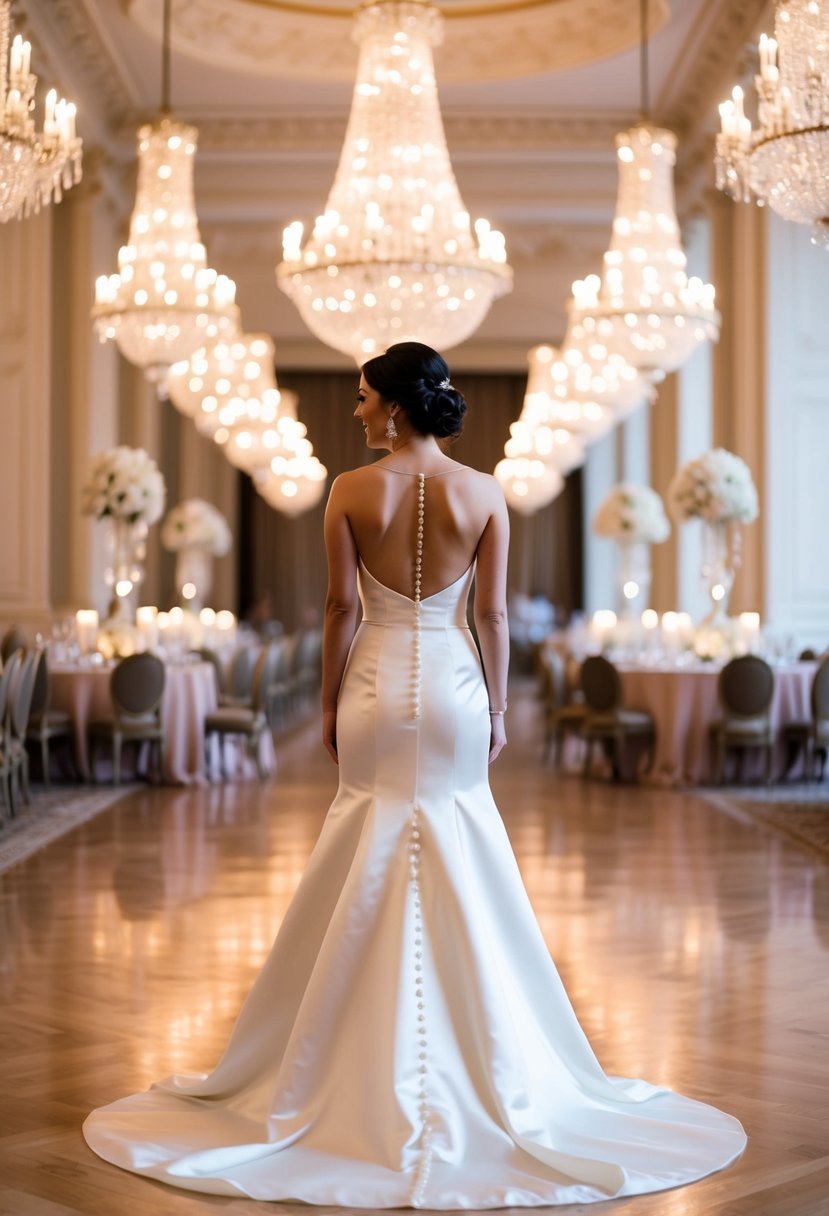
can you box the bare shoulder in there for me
[457,468,506,507]
[328,466,376,500]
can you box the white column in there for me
[710,194,766,617]
[765,212,829,649]
[676,218,714,619]
[620,400,651,486]
[0,210,54,632]
[583,429,616,612]
[177,417,239,610]
[54,156,122,615]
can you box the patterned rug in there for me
[0,784,136,874]
[704,784,829,861]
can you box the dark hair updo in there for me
[362,342,467,440]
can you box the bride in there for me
[84,342,746,1208]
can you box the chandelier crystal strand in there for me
[276,0,512,361]
[568,125,720,380]
[0,0,82,222]
[715,0,829,248]
[93,118,238,384]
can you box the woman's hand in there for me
[322,709,339,764]
[488,713,507,764]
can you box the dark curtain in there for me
[239,371,582,632]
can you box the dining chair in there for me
[1,626,27,663]
[782,656,829,781]
[205,643,280,780]
[223,646,259,706]
[580,655,655,781]
[0,651,23,820]
[267,634,302,728]
[26,648,74,785]
[293,628,323,708]
[5,649,40,809]
[192,646,227,701]
[710,655,775,784]
[538,646,586,769]
[88,653,165,785]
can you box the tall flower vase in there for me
[104,518,147,612]
[616,539,652,617]
[175,545,213,612]
[699,520,741,627]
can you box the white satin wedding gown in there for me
[84,506,746,1207]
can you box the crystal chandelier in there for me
[276,0,512,362]
[493,458,565,517]
[493,318,653,516]
[253,394,328,518]
[92,0,236,384]
[568,126,720,380]
[522,330,649,444]
[0,0,82,221]
[227,391,329,518]
[568,1,719,380]
[168,332,273,442]
[220,388,304,475]
[715,1,829,249]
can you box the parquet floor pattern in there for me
[1,690,828,1216]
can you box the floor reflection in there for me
[0,702,826,1215]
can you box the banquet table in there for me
[51,660,277,785]
[611,659,816,785]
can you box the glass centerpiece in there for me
[161,498,232,613]
[667,448,758,627]
[81,446,166,615]
[592,483,670,617]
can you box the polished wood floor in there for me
[1,687,828,1215]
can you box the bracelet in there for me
[489,706,507,715]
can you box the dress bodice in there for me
[358,559,475,630]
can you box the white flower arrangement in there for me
[668,448,758,525]
[81,446,166,526]
[592,483,670,544]
[161,498,232,557]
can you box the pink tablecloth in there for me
[615,661,816,785]
[51,662,276,785]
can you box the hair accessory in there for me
[385,414,398,442]
[438,377,451,390]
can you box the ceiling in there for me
[22,0,772,367]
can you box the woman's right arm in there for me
[473,479,510,763]
[321,475,360,763]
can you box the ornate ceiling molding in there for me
[110,112,628,156]
[127,0,668,85]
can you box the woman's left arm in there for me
[321,475,360,763]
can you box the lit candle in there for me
[10,34,22,80]
[592,609,617,651]
[75,609,99,656]
[739,611,761,653]
[136,606,158,651]
[676,612,694,646]
[732,85,745,122]
[44,88,57,136]
[661,611,680,656]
